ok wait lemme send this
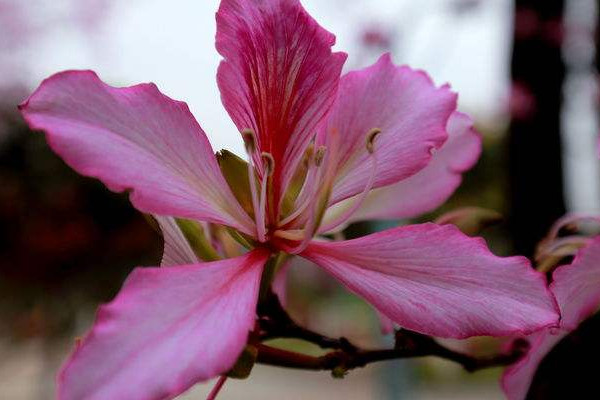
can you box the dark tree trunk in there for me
[509,0,566,257]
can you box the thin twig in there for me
[256,291,528,375]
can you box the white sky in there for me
[20,0,512,155]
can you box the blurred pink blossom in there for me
[503,232,600,400]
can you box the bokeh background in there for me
[1,0,599,398]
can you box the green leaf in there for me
[279,146,311,220]
[175,219,221,261]
[216,150,255,219]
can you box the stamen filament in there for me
[318,130,380,234]
[537,235,591,261]
[287,199,318,254]
[242,129,266,242]
[278,169,318,227]
[273,229,305,241]
[283,145,333,253]
[257,152,275,241]
[279,146,327,227]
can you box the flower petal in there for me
[58,250,269,400]
[19,70,254,234]
[550,236,600,329]
[501,329,568,400]
[502,237,600,400]
[301,223,558,338]
[216,0,347,203]
[155,216,199,267]
[317,54,457,205]
[324,112,481,226]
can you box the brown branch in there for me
[257,290,357,353]
[256,334,528,375]
[256,291,529,375]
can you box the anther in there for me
[365,128,381,154]
[242,129,257,153]
[314,146,327,167]
[261,152,275,177]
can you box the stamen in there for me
[287,198,318,254]
[256,153,275,241]
[314,145,327,167]
[273,229,305,241]
[302,144,315,169]
[278,146,327,227]
[261,152,275,177]
[318,129,380,234]
[365,128,381,154]
[242,128,257,154]
[547,213,600,241]
[537,235,591,262]
[242,129,266,242]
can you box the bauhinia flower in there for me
[19,0,558,398]
[502,218,600,400]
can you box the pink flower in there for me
[19,0,558,398]
[502,221,600,400]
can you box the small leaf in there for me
[280,146,311,219]
[217,150,255,218]
[175,219,221,261]
[225,226,256,250]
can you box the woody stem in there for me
[257,291,528,375]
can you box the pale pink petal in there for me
[216,0,347,205]
[501,329,568,400]
[502,237,600,399]
[317,54,457,205]
[58,250,269,400]
[155,216,198,267]
[301,223,558,339]
[324,112,481,226]
[19,70,254,234]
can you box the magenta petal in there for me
[550,236,600,330]
[58,250,269,400]
[327,112,481,224]
[20,70,254,234]
[502,237,600,400]
[317,54,457,205]
[302,223,558,339]
[216,0,347,201]
[501,329,568,400]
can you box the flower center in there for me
[272,128,381,252]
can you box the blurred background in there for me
[1,0,599,398]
